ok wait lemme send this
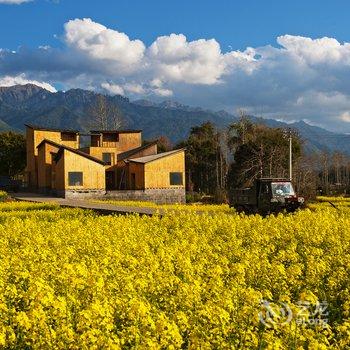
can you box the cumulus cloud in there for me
[0,0,31,4]
[340,112,350,123]
[147,33,227,84]
[101,82,124,96]
[1,18,350,132]
[276,35,350,65]
[64,18,145,74]
[0,74,56,92]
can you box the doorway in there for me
[130,173,136,190]
[106,171,116,190]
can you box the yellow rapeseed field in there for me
[0,198,349,349]
[91,199,233,213]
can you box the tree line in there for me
[176,116,350,201]
[1,111,350,200]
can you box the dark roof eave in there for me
[25,124,79,134]
[128,148,186,164]
[117,141,158,161]
[38,139,105,165]
[90,129,142,134]
[37,138,63,149]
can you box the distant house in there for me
[25,125,185,203]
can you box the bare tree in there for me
[88,95,124,130]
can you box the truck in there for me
[229,178,305,215]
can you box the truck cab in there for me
[230,178,304,215]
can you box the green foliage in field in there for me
[0,191,7,201]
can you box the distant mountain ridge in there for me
[0,84,350,154]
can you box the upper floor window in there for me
[102,133,119,143]
[102,153,112,165]
[61,132,77,142]
[90,135,101,147]
[170,172,183,186]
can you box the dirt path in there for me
[12,192,164,216]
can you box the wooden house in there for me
[26,125,79,189]
[26,125,186,203]
[127,149,186,190]
[52,146,105,197]
[37,139,105,196]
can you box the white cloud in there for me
[123,83,145,94]
[340,112,350,123]
[64,18,145,74]
[147,33,227,84]
[101,81,171,97]
[0,0,31,4]
[101,82,124,96]
[276,35,350,65]
[0,74,56,92]
[2,18,350,132]
[153,87,173,97]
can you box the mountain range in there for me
[0,84,349,155]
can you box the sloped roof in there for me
[90,129,142,134]
[128,149,185,164]
[37,139,105,165]
[26,124,142,135]
[25,124,79,133]
[37,138,62,150]
[117,141,158,162]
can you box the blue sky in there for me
[1,0,350,132]
[1,0,349,51]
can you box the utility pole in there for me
[289,130,292,181]
[284,128,293,181]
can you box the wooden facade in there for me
[128,150,186,190]
[145,151,185,189]
[89,131,141,150]
[26,125,186,200]
[111,143,158,190]
[54,149,105,194]
[37,142,60,193]
[26,125,79,189]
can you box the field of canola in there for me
[91,199,233,213]
[0,196,349,349]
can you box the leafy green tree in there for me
[156,136,172,153]
[143,136,172,153]
[0,132,26,178]
[178,122,227,194]
[227,117,302,188]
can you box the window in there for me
[102,153,112,165]
[68,172,83,186]
[61,132,77,142]
[170,172,183,186]
[90,135,101,147]
[102,133,119,142]
[271,182,295,197]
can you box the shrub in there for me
[0,191,8,201]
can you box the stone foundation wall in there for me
[104,188,186,204]
[57,189,106,199]
[53,188,185,204]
